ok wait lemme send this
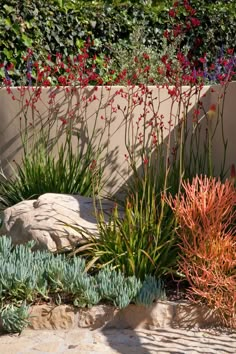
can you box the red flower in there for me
[169,9,176,18]
[163,30,169,39]
[161,55,168,64]
[60,118,67,125]
[194,37,203,48]
[6,63,14,71]
[190,17,200,27]
[27,48,33,56]
[173,24,182,37]
[58,76,67,85]
[194,109,200,116]
[143,53,150,60]
[209,63,215,71]
[222,59,229,67]
[227,48,234,55]
[42,79,51,87]
[143,65,150,73]
[209,104,216,112]
[90,159,97,170]
[199,57,206,64]
[184,4,196,16]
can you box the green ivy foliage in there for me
[193,0,236,55]
[0,0,167,67]
[0,0,235,80]
[165,0,236,62]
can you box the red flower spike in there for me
[60,118,67,125]
[209,104,217,112]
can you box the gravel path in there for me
[0,327,235,354]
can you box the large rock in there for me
[0,193,117,252]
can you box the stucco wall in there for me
[0,84,235,195]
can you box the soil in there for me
[164,276,190,301]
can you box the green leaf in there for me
[21,34,33,47]
[57,0,65,8]
[5,17,11,27]
[3,48,13,60]
[3,5,14,13]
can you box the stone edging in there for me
[28,301,220,330]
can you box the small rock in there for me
[29,305,76,330]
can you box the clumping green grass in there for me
[0,136,103,209]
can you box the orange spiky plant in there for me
[168,176,236,328]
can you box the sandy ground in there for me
[0,327,235,354]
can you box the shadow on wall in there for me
[114,86,212,199]
[0,84,235,199]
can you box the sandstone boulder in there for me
[0,193,117,252]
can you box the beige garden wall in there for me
[0,83,235,196]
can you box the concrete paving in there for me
[0,327,235,354]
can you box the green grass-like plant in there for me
[71,166,178,280]
[0,134,103,209]
[84,200,177,280]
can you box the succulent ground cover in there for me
[0,0,235,333]
[0,236,165,334]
